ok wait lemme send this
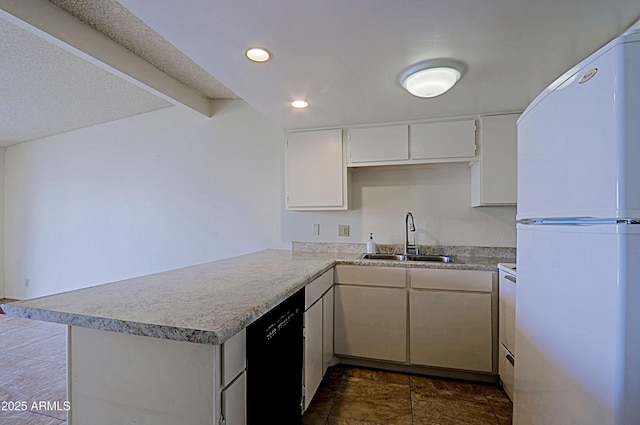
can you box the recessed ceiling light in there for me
[399,59,464,98]
[291,100,309,109]
[245,47,271,63]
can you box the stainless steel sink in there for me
[360,253,455,263]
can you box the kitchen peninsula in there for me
[1,248,513,425]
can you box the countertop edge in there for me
[336,258,503,271]
[1,305,224,344]
[1,252,510,345]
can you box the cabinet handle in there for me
[506,353,515,366]
[505,275,516,284]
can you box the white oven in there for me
[498,263,516,400]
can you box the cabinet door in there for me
[471,114,519,206]
[334,285,406,362]
[347,125,408,164]
[409,120,476,160]
[322,287,334,375]
[286,129,347,210]
[304,299,323,410]
[410,290,492,372]
[221,372,246,425]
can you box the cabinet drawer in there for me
[410,268,493,292]
[305,268,333,310]
[222,329,246,388]
[334,265,406,287]
[498,343,515,401]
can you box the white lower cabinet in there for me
[322,286,335,376]
[304,299,324,410]
[303,269,335,411]
[410,290,493,372]
[221,329,247,425]
[68,326,247,425]
[221,372,246,425]
[334,265,407,363]
[334,285,407,362]
[409,268,495,373]
[333,265,496,376]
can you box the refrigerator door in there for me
[515,223,640,425]
[516,34,640,221]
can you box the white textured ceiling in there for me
[48,0,237,100]
[117,0,640,130]
[0,14,171,147]
[0,0,237,146]
[2,0,640,146]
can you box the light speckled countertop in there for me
[1,248,513,345]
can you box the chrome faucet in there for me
[404,212,417,255]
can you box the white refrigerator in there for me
[514,24,640,425]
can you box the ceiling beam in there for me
[0,0,213,117]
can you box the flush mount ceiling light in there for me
[399,59,464,98]
[291,100,309,109]
[245,47,271,63]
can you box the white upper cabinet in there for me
[285,129,348,210]
[346,120,477,167]
[471,114,519,207]
[410,120,476,160]
[347,125,409,165]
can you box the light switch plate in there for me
[338,224,350,237]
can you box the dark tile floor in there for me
[303,366,513,425]
[0,304,512,425]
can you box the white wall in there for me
[283,163,516,247]
[4,98,516,300]
[4,100,286,299]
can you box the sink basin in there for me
[361,253,408,261]
[360,253,455,263]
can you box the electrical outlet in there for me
[312,224,320,235]
[25,278,30,288]
[337,224,350,237]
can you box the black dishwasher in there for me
[246,289,304,424]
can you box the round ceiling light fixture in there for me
[245,47,271,63]
[399,59,464,98]
[291,100,309,109]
